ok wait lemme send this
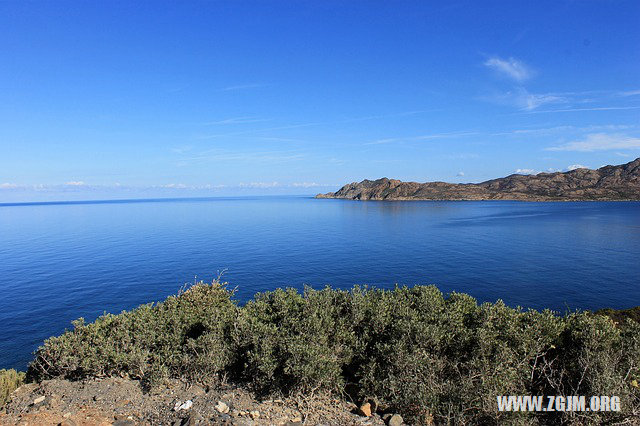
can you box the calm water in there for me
[1,197,639,369]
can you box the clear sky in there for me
[1,0,639,201]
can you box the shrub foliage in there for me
[28,281,640,424]
[1,369,25,406]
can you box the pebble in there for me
[215,400,230,414]
[358,402,372,417]
[112,420,136,426]
[174,400,193,411]
[387,414,403,426]
[249,410,260,419]
[33,396,46,405]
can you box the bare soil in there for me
[1,378,388,425]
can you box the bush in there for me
[1,369,25,406]
[26,281,640,424]
[28,281,237,387]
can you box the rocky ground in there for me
[1,378,404,425]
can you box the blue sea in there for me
[1,196,639,370]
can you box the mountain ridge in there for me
[316,158,640,201]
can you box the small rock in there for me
[62,412,72,419]
[112,420,136,426]
[215,400,230,414]
[233,419,255,426]
[387,414,403,426]
[291,417,302,422]
[249,410,260,419]
[180,411,205,426]
[358,402,372,417]
[33,395,46,405]
[174,400,193,411]
[58,420,77,426]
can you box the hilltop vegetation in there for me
[317,157,640,201]
[21,281,640,425]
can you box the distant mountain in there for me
[316,158,640,201]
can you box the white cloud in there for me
[203,117,269,125]
[65,181,85,186]
[619,89,640,97]
[493,88,566,111]
[161,183,187,189]
[456,171,465,177]
[238,182,280,188]
[567,164,587,171]
[0,183,19,189]
[546,133,640,152]
[526,106,640,114]
[514,168,538,175]
[484,57,532,81]
[365,131,479,145]
[291,182,324,188]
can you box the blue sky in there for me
[1,0,639,201]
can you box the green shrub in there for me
[28,281,237,387]
[234,286,358,394]
[26,282,640,424]
[1,369,25,406]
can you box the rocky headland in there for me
[317,158,640,201]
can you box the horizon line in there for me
[0,194,317,208]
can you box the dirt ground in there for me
[1,378,392,425]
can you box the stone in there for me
[174,400,193,411]
[215,401,230,414]
[358,402,372,417]
[180,411,205,426]
[33,396,46,405]
[58,420,77,426]
[387,414,403,426]
[232,419,254,426]
[112,420,136,426]
[249,410,260,419]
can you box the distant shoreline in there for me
[318,158,640,202]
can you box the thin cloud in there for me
[618,89,640,97]
[65,181,85,186]
[197,110,434,140]
[161,183,187,189]
[484,56,532,81]
[546,133,640,152]
[365,131,479,145]
[203,117,270,125]
[184,149,306,164]
[489,88,566,111]
[525,106,640,114]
